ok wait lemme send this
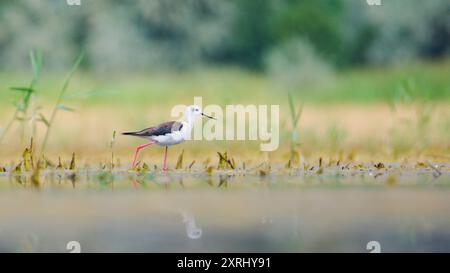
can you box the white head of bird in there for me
[184,105,215,124]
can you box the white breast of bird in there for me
[151,130,186,146]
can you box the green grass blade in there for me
[38,113,50,127]
[60,52,85,96]
[10,87,34,93]
[40,52,84,156]
[288,92,295,120]
[57,104,75,112]
[30,50,43,83]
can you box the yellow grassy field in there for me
[0,103,449,166]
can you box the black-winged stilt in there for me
[122,105,215,174]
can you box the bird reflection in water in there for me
[130,175,201,239]
[181,210,202,239]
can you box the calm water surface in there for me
[0,167,449,252]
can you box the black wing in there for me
[122,121,183,138]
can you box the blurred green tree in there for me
[0,0,448,72]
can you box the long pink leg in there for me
[132,141,155,168]
[163,146,168,175]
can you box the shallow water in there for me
[0,165,449,252]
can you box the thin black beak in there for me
[201,112,216,120]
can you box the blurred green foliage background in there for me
[1,0,449,105]
[0,0,449,72]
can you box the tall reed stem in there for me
[40,52,84,157]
